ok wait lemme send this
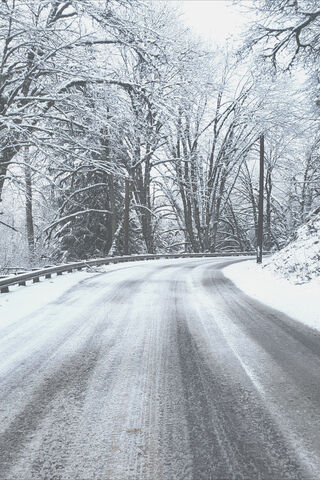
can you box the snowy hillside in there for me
[265,210,320,284]
[223,211,320,331]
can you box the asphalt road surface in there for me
[1,257,320,480]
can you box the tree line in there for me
[0,0,319,267]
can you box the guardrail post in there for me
[0,286,9,293]
[19,281,26,286]
[33,277,40,283]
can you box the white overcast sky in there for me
[174,0,250,44]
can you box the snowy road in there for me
[1,257,320,480]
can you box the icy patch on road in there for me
[224,260,320,332]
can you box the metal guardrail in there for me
[0,251,258,293]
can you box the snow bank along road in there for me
[1,258,320,480]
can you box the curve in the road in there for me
[0,258,319,480]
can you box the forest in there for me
[0,0,319,269]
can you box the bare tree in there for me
[242,0,320,69]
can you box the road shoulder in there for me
[223,259,320,333]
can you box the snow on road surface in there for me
[1,257,320,479]
[0,270,95,326]
[224,259,320,332]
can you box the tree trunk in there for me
[211,170,227,252]
[265,164,271,247]
[300,155,311,223]
[108,174,116,248]
[0,146,18,202]
[123,178,130,255]
[24,146,35,261]
[257,134,264,264]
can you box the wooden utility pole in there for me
[123,178,130,255]
[257,134,264,264]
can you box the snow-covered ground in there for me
[265,212,320,284]
[0,270,95,326]
[224,259,320,332]
[2,256,320,479]
[0,258,199,327]
[224,212,320,331]
[2,252,319,335]
[0,260,153,325]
